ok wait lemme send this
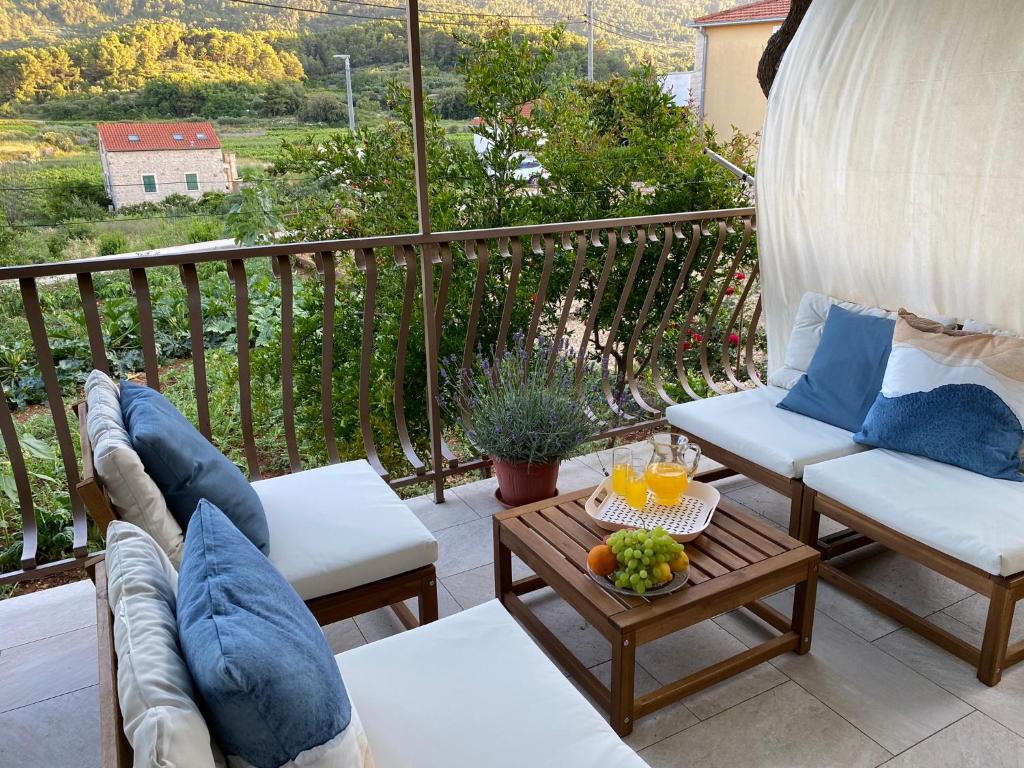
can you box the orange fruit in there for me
[588,544,618,577]
[669,551,689,573]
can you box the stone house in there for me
[97,122,239,210]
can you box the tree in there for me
[263,80,305,116]
[299,92,347,124]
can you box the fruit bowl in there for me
[586,565,689,597]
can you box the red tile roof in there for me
[692,0,790,26]
[97,122,221,152]
[469,101,534,127]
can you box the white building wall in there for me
[103,148,231,209]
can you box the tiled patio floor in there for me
[3,445,1024,766]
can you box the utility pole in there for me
[332,54,356,134]
[587,0,594,82]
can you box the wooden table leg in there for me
[610,632,637,736]
[792,559,819,654]
[494,516,513,603]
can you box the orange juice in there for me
[611,463,632,495]
[625,472,648,510]
[645,462,688,506]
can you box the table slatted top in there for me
[496,486,818,631]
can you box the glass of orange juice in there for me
[611,448,632,495]
[625,457,648,510]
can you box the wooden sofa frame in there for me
[76,402,438,630]
[672,425,872,560]
[800,489,1024,685]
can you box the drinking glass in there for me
[611,447,632,495]
[625,457,648,510]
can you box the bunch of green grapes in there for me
[606,527,684,595]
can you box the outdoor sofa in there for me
[77,370,439,629]
[93,544,650,768]
[666,293,1024,685]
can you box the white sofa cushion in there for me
[338,600,649,768]
[258,460,438,601]
[105,521,218,768]
[804,449,1024,576]
[665,386,869,478]
[768,292,957,390]
[86,370,184,565]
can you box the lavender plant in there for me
[440,332,603,466]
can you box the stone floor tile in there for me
[520,587,611,668]
[432,516,495,579]
[636,619,753,685]
[830,547,973,617]
[882,712,1024,768]
[0,625,98,713]
[0,686,100,768]
[942,594,1024,646]
[403,492,478,533]
[323,618,366,654]
[638,681,891,768]
[682,661,788,720]
[725,483,844,536]
[812,579,903,642]
[739,598,974,755]
[0,579,95,651]
[589,659,700,751]
[874,611,1024,738]
[448,474,504,516]
[441,559,531,610]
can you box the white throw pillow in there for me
[106,521,220,768]
[86,370,184,565]
[768,292,957,390]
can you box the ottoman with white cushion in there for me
[338,599,650,768]
[257,460,438,601]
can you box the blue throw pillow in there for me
[120,381,269,553]
[177,500,357,768]
[778,305,896,432]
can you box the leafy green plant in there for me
[440,333,601,465]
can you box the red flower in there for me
[691,332,703,343]
[530,293,538,303]
[728,333,740,346]
[724,286,735,296]
[682,341,692,350]
[736,271,746,280]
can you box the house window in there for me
[127,134,140,142]
[185,173,199,191]
[172,133,185,141]
[196,133,208,141]
[142,175,157,193]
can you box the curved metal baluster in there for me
[676,219,730,401]
[459,241,489,442]
[0,379,36,569]
[129,268,160,389]
[19,278,87,558]
[625,225,674,414]
[392,245,426,475]
[354,248,388,479]
[178,263,211,439]
[719,220,757,389]
[651,223,702,405]
[315,251,340,465]
[272,254,301,472]
[76,273,108,373]
[549,231,587,380]
[599,226,647,414]
[698,219,748,395]
[574,229,617,388]
[745,292,766,386]
[525,234,554,356]
[228,259,260,480]
[430,243,458,467]
[495,237,522,361]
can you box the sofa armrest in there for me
[73,400,118,532]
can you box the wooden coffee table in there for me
[493,486,820,736]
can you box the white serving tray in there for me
[584,476,719,542]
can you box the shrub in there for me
[300,93,347,124]
[188,219,223,244]
[97,231,129,256]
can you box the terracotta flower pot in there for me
[492,459,560,507]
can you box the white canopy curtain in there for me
[756,0,1024,376]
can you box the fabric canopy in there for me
[757,0,1024,376]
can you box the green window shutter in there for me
[142,175,156,193]
[185,173,199,191]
